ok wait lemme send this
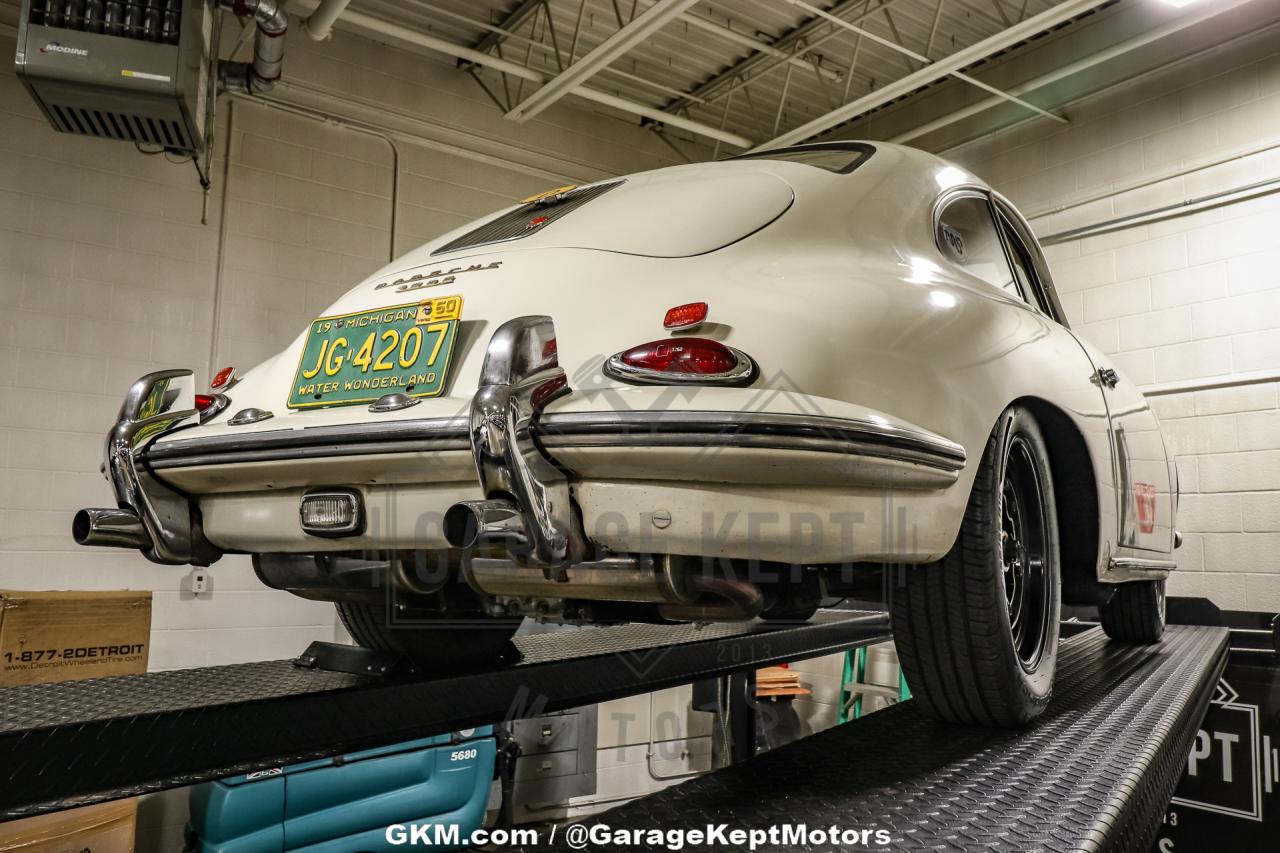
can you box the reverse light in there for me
[604,338,755,386]
[300,489,364,537]
[210,366,237,390]
[194,393,230,423]
[663,302,709,331]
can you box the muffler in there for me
[73,508,151,550]
[443,499,528,551]
[467,554,765,622]
[466,554,696,604]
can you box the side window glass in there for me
[936,195,1023,301]
[999,217,1052,316]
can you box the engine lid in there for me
[426,165,795,260]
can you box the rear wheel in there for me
[1100,579,1165,644]
[336,601,520,671]
[891,405,1061,727]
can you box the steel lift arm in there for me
[0,610,889,822]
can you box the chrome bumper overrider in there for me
[73,369,222,566]
[443,315,577,567]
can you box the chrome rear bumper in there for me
[82,320,968,568]
[143,410,967,477]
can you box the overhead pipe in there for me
[218,0,289,95]
[289,0,753,148]
[302,0,351,41]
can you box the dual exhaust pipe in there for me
[80,499,765,622]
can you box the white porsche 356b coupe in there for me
[75,141,1177,727]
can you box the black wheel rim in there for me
[1001,434,1052,672]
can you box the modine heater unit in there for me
[14,0,213,154]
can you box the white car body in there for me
[77,142,1176,618]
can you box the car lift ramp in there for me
[540,624,1228,853]
[0,609,890,822]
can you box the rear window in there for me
[727,142,874,174]
[433,181,624,256]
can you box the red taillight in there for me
[620,339,737,374]
[210,366,236,390]
[194,393,229,423]
[663,302,708,330]
[605,337,754,386]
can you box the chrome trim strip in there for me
[1109,556,1176,573]
[541,431,958,472]
[145,409,965,475]
[540,410,966,464]
[147,416,470,468]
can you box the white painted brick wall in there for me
[0,12,694,663]
[0,11,701,848]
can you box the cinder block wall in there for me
[942,27,1280,610]
[0,8,704,847]
[0,9,695,668]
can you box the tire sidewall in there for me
[990,407,1062,704]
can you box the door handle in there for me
[1096,367,1119,389]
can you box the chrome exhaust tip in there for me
[73,507,151,550]
[443,499,527,550]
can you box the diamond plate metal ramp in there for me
[538,625,1227,853]
[0,609,889,821]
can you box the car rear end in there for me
[75,144,973,623]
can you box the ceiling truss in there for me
[307,0,1253,154]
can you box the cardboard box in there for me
[0,590,151,687]
[0,800,137,853]
[0,590,151,851]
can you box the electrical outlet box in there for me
[14,0,213,153]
